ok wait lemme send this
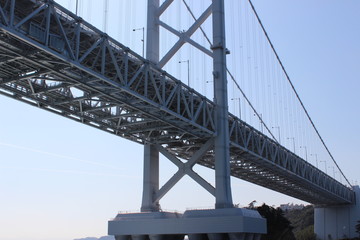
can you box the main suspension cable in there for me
[247,0,351,186]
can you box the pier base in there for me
[314,186,360,240]
[108,208,266,240]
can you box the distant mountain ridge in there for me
[74,236,114,240]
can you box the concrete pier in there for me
[109,208,266,240]
[314,185,360,240]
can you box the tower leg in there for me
[140,0,160,213]
[141,144,160,212]
[146,0,159,63]
[212,0,233,209]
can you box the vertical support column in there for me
[212,0,233,209]
[314,186,360,240]
[141,144,160,212]
[140,0,160,212]
[146,0,160,63]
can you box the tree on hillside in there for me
[296,225,317,240]
[284,205,316,240]
[256,204,296,240]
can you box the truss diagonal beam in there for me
[157,0,174,17]
[155,138,215,202]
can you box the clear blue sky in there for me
[0,1,359,240]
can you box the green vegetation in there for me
[295,225,317,240]
[284,205,315,240]
[252,203,315,240]
[255,204,296,240]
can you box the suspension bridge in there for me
[0,0,358,239]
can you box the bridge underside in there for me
[0,0,354,206]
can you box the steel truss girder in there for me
[0,0,354,205]
[227,117,354,204]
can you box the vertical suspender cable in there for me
[87,0,92,22]
[75,0,78,15]
[103,0,109,33]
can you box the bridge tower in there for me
[0,0,358,239]
[108,0,266,239]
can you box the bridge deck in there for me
[0,0,354,205]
